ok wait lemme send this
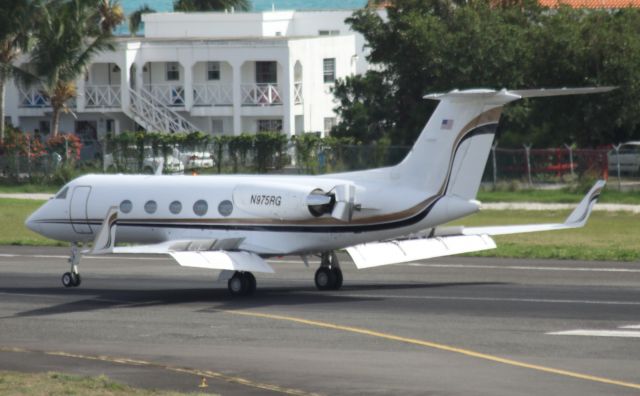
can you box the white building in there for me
[4,10,373,141]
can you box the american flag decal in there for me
[441,119,454,130]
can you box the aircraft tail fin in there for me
[394,87,615,200]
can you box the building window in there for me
[211,119,224,134]
[258,119,283,132]
[169,201,182,215]
[144,200,157,214]
[120,200,132,214]
[324,117,337,135]
[166,62,180,81]
[319,30,340,36]
[323,58,335,83]
[256,61,277,84]
[193,199,208,216]
[39,120,50,135]
[207,62,220,81]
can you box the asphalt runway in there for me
[1,246,639,395]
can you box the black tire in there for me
[243,272,256,295]
[315,267,336,290]
[61,272,74,288]
[72,273,81,287]
[331,267,343,290]
[228,273,248,296]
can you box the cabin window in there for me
[55,187,69,199]
[218,200,233,217]
[193,200,208,216]
[169,200,182,214]
[120,200,132,213]
[144,200,157,214]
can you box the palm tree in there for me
[173,0,251,12]
[98,0,125,33]
[29,0,119,136]
[0,0,38,142]
[128,4,155,36]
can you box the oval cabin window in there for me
[169,201,182,214]
[144,200,157,214]
[218,200,233,217]
[120,200,132,214]
[193,200,208,216]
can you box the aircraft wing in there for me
[462,179,604,236]
[346,180,604,269]
[87,208,273,273]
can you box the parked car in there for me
[608,142,640,174]
[103,146,184,174]
[177,149,215,170]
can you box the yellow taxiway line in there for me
[222,309,640,391]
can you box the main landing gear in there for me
[227,271,256,296]
[62,243,82,288]
[314,251,343,291]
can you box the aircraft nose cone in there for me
[25,212,42,234]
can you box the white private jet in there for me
[26,87,611,296]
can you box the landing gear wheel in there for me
[315,267,337,290]
[62,272,76,288]
[331,267,343,290]
[242,272,256,295]
[228,272,256,296]
[72,273,81,287]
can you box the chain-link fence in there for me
[3,137,638,189]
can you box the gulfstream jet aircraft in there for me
[26,87,611,295]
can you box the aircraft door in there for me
[69,186,93,234]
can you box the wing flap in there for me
[346,234,496,269]
[170,251,274,273]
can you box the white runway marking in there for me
[405,262,640,273]
[330,293,640,306]
[548,324,640,338]
[547,330,640,338]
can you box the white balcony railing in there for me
[294,82,303,105]
[19,87,50,108]
[241,83,282,106]
[145,84,185,106]
[193,83,233,106]
[85,85,121,108]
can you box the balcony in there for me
[193,84,233,106]
[145,84,185,107]
[241,83,282,106]
[85,85,121,108]
[294,82,303,105]
[19,87,50,108]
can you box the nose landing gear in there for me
[62,243,82,288]
[314,251,343,291]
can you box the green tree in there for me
[173,0,250,12]
[29,0,123,136]
[335,0,638,147]
[128,4,155,36]
[0,0,38,142]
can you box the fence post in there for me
[564,143,574,178]
[491,141,498,188]
[524,143,532,187]
[613,143,622,191]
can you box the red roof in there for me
[539,0,640,8]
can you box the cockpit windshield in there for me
[55,186,69,200]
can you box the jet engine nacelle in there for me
[233,184,331,220]
[233,183,357,221]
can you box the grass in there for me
[477,186,640,204]
[449,209,640,261]
[0,198,64,246]
[0,371,213,396]
[0,184,60,194]
[2,198,638,261]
